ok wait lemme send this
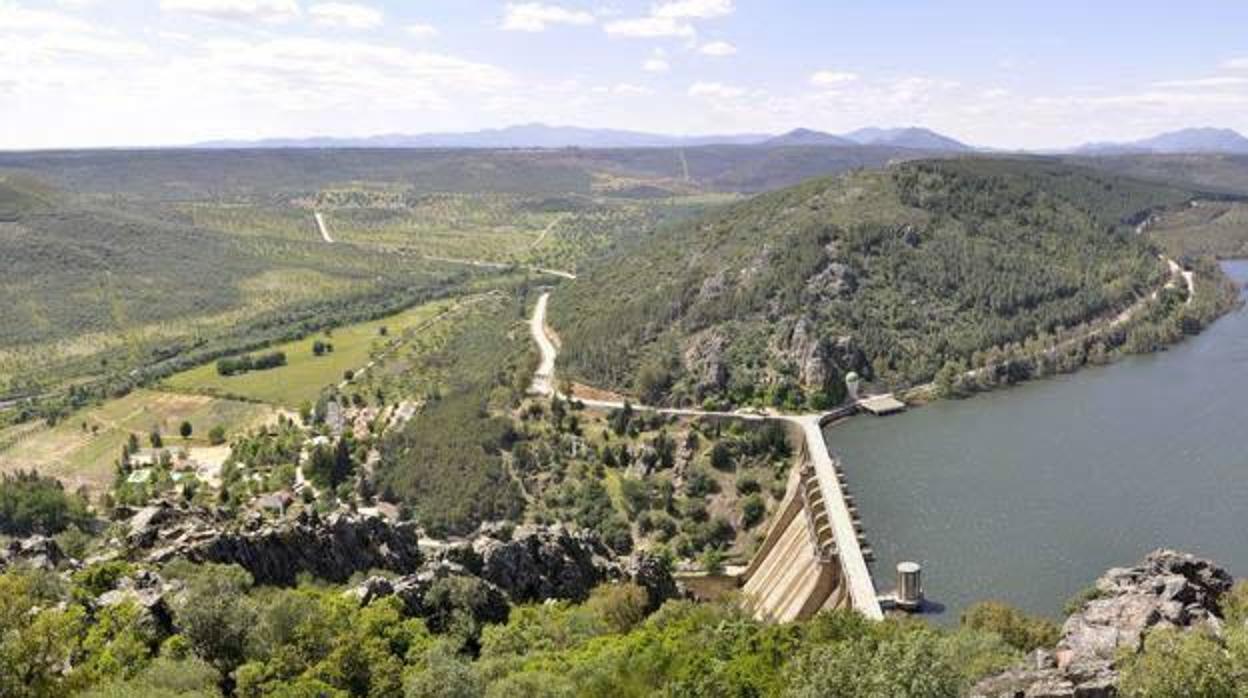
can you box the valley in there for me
[3,145,1248,698]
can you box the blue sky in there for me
[2,0,1247,149]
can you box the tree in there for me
[0,470,92,536]
[149,430,163,449]
[207,426,226,446]
[166,563,256,679]
[934,361,962,399]
[313,340,327,357]
[179,421,193,441]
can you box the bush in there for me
[207,425,227,446]
[586,583,650,634]
[742,494,766,529]
[960,601,1060,653]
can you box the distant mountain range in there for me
[1074,128,1248,155]
[192,123,1248,156]
[194,124,771,150]
[194,123,972,152]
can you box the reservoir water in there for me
[829,261,1248,621]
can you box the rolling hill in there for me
[549,158,1196,408]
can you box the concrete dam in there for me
[739,415,883,621]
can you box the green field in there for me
[163,298,460,407]
[0,389,273,494]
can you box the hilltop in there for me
[549,158,1208,408]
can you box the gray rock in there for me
[683,330,730,395]
[475,524,620,603]
[137,510,424,586]
[972,549,1234,698]
[2,535,64,571]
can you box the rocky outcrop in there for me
[972,549,1234,698]
[347,534,677,629]
[97,569,177,636]
[1,535,65,571]
[475,524,619,603]
[684,329,730,395]
[135,509,424,586]
[351,562,511,631]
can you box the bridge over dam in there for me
[526,291,884,622]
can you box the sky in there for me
[3,0,1248,150]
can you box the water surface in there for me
[829,261,1248,621]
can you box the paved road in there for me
[314,212,333,243]
[526,290,884,619]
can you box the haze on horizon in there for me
[2,0,1247,151]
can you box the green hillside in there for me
[550,158,1197,408]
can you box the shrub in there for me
[960,601,1060,653]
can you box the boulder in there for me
[2,535,65,571]
[972,549,1233,698]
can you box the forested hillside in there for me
[550,159,1200,408]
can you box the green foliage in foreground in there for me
[6,559,1248,698]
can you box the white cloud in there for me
[405,22,437,38]
[1153,76,1248,89]
[688,81,744,98]
[593,82,653,96]
[1222,57,1248,71]
[605,15,692,38]
[159,0,300,23]
[605,0,731,39]
[699,40,735,56]
[308,2,381,29]
[654,0,733,19]
[0,2,150,60]
[810,70,857,87]
[502,3,594,32]
[643,48,669,72]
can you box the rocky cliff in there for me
[972,549,1234,698]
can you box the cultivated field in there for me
[163,298,459,407]
[0,389,273,494]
